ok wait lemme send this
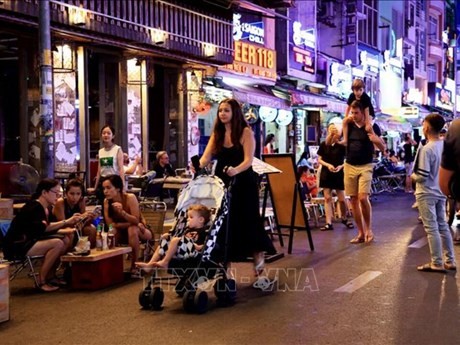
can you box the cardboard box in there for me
[0,199,13,220]
[0,264,10,323]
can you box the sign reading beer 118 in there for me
[222,41,277,81]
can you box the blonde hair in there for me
[325,124,339,146]
[352,79,365,90]
[188,204,211,224]
[156,151,168,160]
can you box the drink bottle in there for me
[107,224,115,249]
[95,228,103,251]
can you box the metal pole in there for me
[38,0,54,177]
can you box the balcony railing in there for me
[0,0,233,64]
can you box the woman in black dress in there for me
[317,124,353,230]
[198,98,276,276]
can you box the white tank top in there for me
[99,144,121,177]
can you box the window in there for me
[392,9,403,39]
[419,31,426,71]
[380,19,390,51]
[428,15,438,42]
[427,64,437,82]
[358,0,378,47]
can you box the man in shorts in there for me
[440,119,460,236]
[440,119,460,199]
[344,100,385,244]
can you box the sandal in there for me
[35,282,59,292]
[341,218,354,229]
[350,236,364,244]
[254,257,265,277]
[48,278,67,287]
[365,232,375,243]
[320,223,334,231]
[444,262,457,271]
[417,263,446,272]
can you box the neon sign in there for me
[233,13,265,45]
[222,41,277,81]
[292,21,315,50]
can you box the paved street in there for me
[2,192,460,345]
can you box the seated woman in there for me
[102,174,152,274]
[299,166,318,199]
[3,178,82,292]
[53,179,97,248]
[136,204,211,270]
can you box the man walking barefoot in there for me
[344,101,385,243]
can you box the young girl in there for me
[53,179,97,248]
[263,134,275,154]
[94,125,125,204]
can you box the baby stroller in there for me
[138,173,236,313]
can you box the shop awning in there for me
[421,105,454,120]
[375,113,412,133]
[289,90,347,113]
[231,84,290,110]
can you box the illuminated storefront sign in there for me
[359,51,380,74]
[400,106,419,118]
[435,84,454,111]
[290,46,315,74]
[289,21,315,75]
[222,41,277,81]
[292,21,315,49]
[382,50,402,75]
[233,13,265,45]
[328,62,352,98]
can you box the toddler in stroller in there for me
[137,174,236,313]
[135,204,211,270]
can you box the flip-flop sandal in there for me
[341,219,354,229]
[444,262,457,271]
[35,282,59,292]
[417,263,446,272]
[365,233,375,243]
[350,236,364,244]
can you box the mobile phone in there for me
[92,205,102,215]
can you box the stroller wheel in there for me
[150,287,164,310]
[183,290,196,313]
[213,278,227,300]
[194,289,208,314]
[225,279,237,305]
[175,277,187,297]
[139,287,152,309]
[215,278,236,307]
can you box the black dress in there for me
[317,142,346,190]
[214,146,276,262]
